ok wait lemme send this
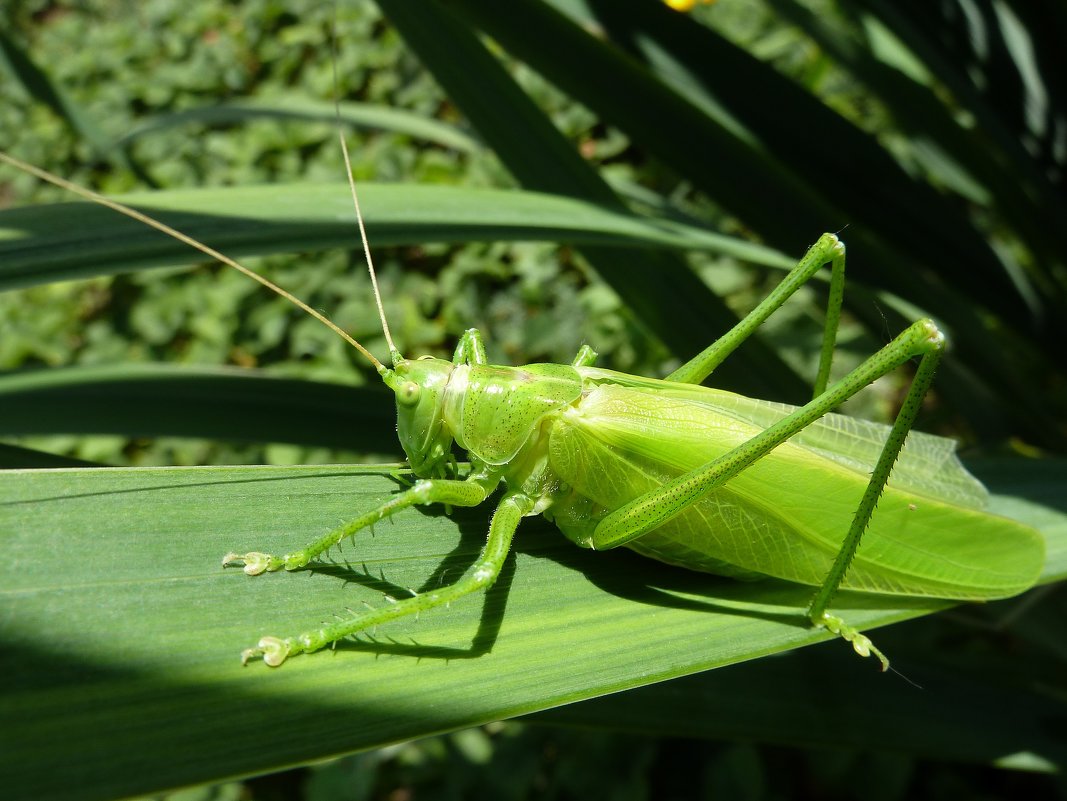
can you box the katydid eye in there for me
[398,382,421,406]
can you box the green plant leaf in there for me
[458,0,1030,321]
[0,182,791,291]
[2,460,1064,800]
[0,365,397,454]
[118,96,483,154]
[0,28,115,164]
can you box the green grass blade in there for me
[854,0,1067,239]
[119,96,482,154]
[0,365,397,454]
[465,0,1024,317]
[0,28,116,165]
[2,460,1063,800]
[0,183,791,290]
[765,0,1067,282]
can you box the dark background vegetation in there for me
[1,0,1065,799]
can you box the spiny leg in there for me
[668,232,846,395]
[222,473,499,575]
[241,492,534,666]
[807,338,943,670]
[591,319,945,668]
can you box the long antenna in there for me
[0,150,387,375]
[330,11,400,366]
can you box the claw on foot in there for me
[241,636,292,667]
[222,551,274,576]
[816,612,890,672]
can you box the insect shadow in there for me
[301,494,517,661]
[521,521,805,629]
[516,511,940,632]
[301,480,833,663]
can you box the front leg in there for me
[239,491,534,666]
[223,473,498,576]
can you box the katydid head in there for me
[383,357,456,478]
[332,129,459,477]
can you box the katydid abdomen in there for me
[546,370,1044,601]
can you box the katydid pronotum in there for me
[0,148,1045,671]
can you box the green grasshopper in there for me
[0,149,1045,671]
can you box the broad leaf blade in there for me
[2,461,1064,800]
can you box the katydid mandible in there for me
[0,150,1045,670]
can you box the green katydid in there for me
[0,148,1045,671]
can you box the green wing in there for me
[549,373,1043,600]
[576,366,987,508]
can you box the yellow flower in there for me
[664,0,716,11]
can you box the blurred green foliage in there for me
[0,0,678,467]
[2,0,1066,799]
